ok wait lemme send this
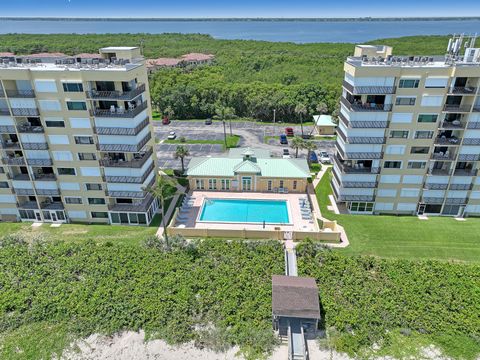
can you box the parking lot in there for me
[156,143,224,168]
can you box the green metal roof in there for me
[314,115,336,127]
[227,147,271,159]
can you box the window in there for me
[45,120,65,127]
[415,131,434,139]
[418,114,438,123]
[88,198,106,205]
[74,136,94,145]
[208,179,217,190]
[384,161,402,169]
[279,180,284,188]
[408,161,427,169]
[63,83,84,92]
[389,130,409,138]
[195,179,204,190]
[0,181,9,188]
[91,211,108,218]
[395,97,416,106]
[399,79,419,88]
[221,179,230,190]
[411,146,429,154]
[58,167,76,175]
[293,180,297,190]
[64,197,82,204]
[66,101,87,111]
[85,183,102,191]
[349,202,374,212]
[78,153,97,161]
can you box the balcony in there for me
[341,97,392,112]
[345,151,383,160]
[32,173,56,181]
[341,181,377,188]
[27,158,53,166]
[11,173,31,181]
[2,157,25,165]
[440,120,465,129]
[22,142,48,150]
[0,88,4,97]
[108,193,155,212]
[18,201,38,209]
[86,83,146,100]
[106,190,147,198]
[40,201,64,210]
[443,104,472,113]
[104,162,154,184]
[449,184,472,190]
[434,136,461,145]
[339,194,375,202]
[0,125,16,133]
[0,108,10,115]
[333,155,380,174]
[90,101,148,118]
[347,136,386,144]
[429,168,452,176]
[99,147,153,168]
[462,138,480,145]
[431,151,455,160]
[97,132,151,152]
[343,80,396,95]
[424,183,448,190]
[95,117,149,136]
[11,108,39,116]
[448,86,477,95]
[35,188,60,196]
[422,197,444,204]
[458,154,480,161]
[454,168,478,176]
[6,89,35,98]
[338,112,388,128]
[445,197,468,205]
[467,122,480,129]
[472,105,480,112]
[0,140,21,149]
[16,124,44,133]
[14,188,35,195]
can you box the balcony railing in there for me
[97,132,151,152]
[99,147,153,168]
[0,141,21,149]
[32,173,56,181]
[6,89,35,98]
[443,104,472,113]
[472,106,480,112]
[11,173,31,180]
[333,155,380,174]
[458,154,480,161]
[0,108,10,115]
[431,152,456,160]
[14,188,35,195]
[341,97,393,112]
[440,120,466,129]
[22,142,48,150]
[108,193,155,212]
[448,86,477,95]
[341,181,377,188]
[40,201,64,210]
[445,197,468,205]
[106,190,147,198]
[0,125,16,133]
[347,136,386,144]
[424,183,448,190]
[339,194,375,202]
[449,184,472,190]
[2,157,25,165]
[95,117,149,136]
[90,101,148,118]
[16,124,44,133]
[86,83,146,100]
[35,188,61,196]
[11,108,39,116]
[27,158,53,166]
[467,121,480,129]
[343,80,396,95]
[104,162,155,184]
[18,201,38,209]
[429,168,452,176]
[434,136,461,145]
[462,138,480,145]
[422,197,444,204]
[0,88,4,97]
[346,151,383,159]
[454,168,478,176]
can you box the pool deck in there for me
[176,191,318,232]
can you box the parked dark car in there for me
[280,134,288,144]
[162,117,170,125]
[205,118,212,125]
[309,151,319,163]
[285,127,294,136]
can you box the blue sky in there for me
[3,0,480,18]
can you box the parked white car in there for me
[319,151,331,164]
[167,131,176,140]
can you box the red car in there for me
[285,127,294,136]
[162,117,170,125]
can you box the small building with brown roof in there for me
[272,275,320,338]
[180,52,215,65]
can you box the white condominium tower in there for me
[0,47,158,225]
[334,35,480,217]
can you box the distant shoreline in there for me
[1,17,480,22]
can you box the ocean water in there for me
[0,19,479,43]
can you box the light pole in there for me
[223,120,227,148]
[273,109,276,124]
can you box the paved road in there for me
[154,120,334,170]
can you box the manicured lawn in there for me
[164,135,240,148]
[316,168,480,263]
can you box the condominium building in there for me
[333,37,480,217]
[0,47,158,225]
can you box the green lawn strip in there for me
[164,135,240,149]
[315,168,480,263]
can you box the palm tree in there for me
[145,175,179,247]
[294,103,307,137]
[290,136,305,158]
[174,145,190,173]
[214,105,236,137]
[303,140,318,166]
[316,102,328,115]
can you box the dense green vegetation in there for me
[316,168,480,263]
[0,234,283,359]
[297,242,480,359]
[0,33,465,121]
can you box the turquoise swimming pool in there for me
[199,198,290,224]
